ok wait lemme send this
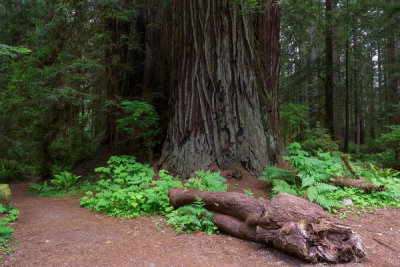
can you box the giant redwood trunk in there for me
[169,189,366,263]
[160,1,284,177]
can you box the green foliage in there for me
[301,122,339,154]
[243,189,254,197]
[0,204,19,262]
[29,181,54,195]
[185,170,227,192]
[80,155,225,234]
[261,143,400,212]
[280,104,309,145]
[260,143,342,210]
[0,44,31,58]
[362,164,400,200]
[51,171,81,191]
[80,155,158,217]
[0,159,25,184]
[166,196,218,235]
[117,100,159,140]
[327,187,400,216]
[380,125,400,160]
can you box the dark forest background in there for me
[0,0,399,182]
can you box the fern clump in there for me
[166,196,218,235]
[259,143,342,210]
[185,170,227,192]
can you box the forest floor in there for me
[3,178,400,267]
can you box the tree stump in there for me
[168,189,365,263]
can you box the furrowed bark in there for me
[159,0,284,177]
[169,188,366,263]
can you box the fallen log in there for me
[340,154,360,179]
[169,189,365,263]
[330,175,384,193]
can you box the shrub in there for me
[0,204,19,262]
[301,122,339,154]
[0,159,25,184]
[380,125,400,161]
[185,170,227,192]
[80,155,227,234]
[117,100,159,142]
[51,171,81,191]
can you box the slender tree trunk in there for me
[378,43,383,132]
[353,36,361,147]
[332,0,340,138]
[386,0,399,124]
[160,1,284,177]
[344,0,350,152]
[369,48,376,139]
[309,25,318,127]
[325,0,335,137]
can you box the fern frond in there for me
[301,175,315,188]
[314,182,337,193]
[272,180,298,196]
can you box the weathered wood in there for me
[169,188,365,263]
[330,175,384,193]
[340,154,360,179]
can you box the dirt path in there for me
[3,183,400,266]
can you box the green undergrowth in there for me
[260,142,400,212]
[0,204,19,262]
[29,179,97,197]
[79,155,227,234]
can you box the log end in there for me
[272,220,366,263]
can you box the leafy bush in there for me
[166,197,218,235]
[51,171,81,191]
[117,100,159,141]
[0,159,25,184]
[185,170,227,192]
[80,155,158,217]
[0,204,19,262]
[362,164,400,200]
[301,122,339,154]
[380,125,400,161]
[80,155,227,234]
[259,143,342,210]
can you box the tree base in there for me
[168,189,365,263]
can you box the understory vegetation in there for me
[261,142,400,212]
[73,156,227,234]
[0,204,19,261]
[27,141,400,235]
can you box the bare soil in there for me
[3,178,400,267]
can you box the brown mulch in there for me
[3,177,400,267]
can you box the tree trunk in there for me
[160,1,284,177]
[386,0,400,124]
[344,0,350,152]
[308,24,319,127]
[169,189,366,263]
[325,0,335,138]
